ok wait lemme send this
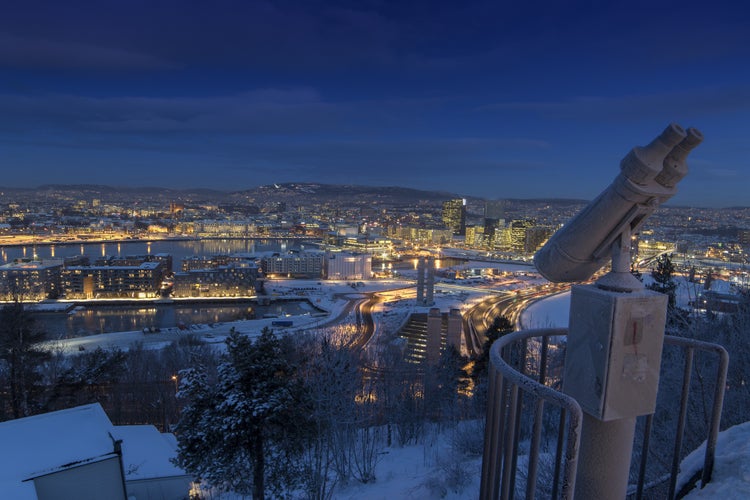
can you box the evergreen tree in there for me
[0,300,50,419]
[471,315,513,381]
[647,253,677,309]
[174,328,311,500]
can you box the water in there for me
[3,238,468,338]
[0,238,317,338]
[35,299,318,339]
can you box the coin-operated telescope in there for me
[535,123,703,291]
[533,123,702,500]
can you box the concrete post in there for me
[575,414,636,500]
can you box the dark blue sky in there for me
[2,0,748,206]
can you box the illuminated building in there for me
[524,226,553,254]
[508,218,551,254]
[260,250,325,278]
[324,252,372,280]
[510,219,535,253]
[62,257,168,299]
[172,263,260,297]
[465,225,485,248]
[195,219,257,237]
[390,226,453,244]
[441,198,466,236]
[0,259,63,301]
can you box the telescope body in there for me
[534,124,703,283]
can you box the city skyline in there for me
[2,1,749,207]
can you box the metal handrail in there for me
[480,328,582,500]
[480,328,728,500]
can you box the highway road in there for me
[463,284,570,356]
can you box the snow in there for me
[332,436,481,499]
[678,422,750,499]
[113,425,188,481]
[0,404,117,496]
[13,269,750,499]
[194,420,750,500]
[518,276,740,330]
[520,291,570,329]
[0,404,192,499]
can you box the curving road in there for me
[464,284,570,356]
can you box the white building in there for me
[325,252,372,280]
[0,404,191,500]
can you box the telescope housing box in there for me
[563,284,668,421]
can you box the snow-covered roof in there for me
[112,426,189,481]
[0,403,118,497]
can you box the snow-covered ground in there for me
[679,421,750,498]
[520,291,570,329]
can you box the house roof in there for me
[0,403,117,498]
[112,425,189,481]
[0,403,191,498]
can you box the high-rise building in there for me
[442,198,466,236]
[465,225,484,248]
[510,219,536,254]
[484,200,505,220]
[483,200,506,243]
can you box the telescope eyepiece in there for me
[620,123,687,185]
[655,126,704,188]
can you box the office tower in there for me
[442,198,466,236]
[483,200,506,243]
[510,218,536,253]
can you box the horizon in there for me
[2,181,749,210]
[2,1,748,207]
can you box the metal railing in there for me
[480,328,728,500]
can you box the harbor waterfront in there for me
[31,297,323,339]
[0,238,314,272]
[1,237,475,339]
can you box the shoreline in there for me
[0,234,320,249]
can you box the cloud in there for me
[0,32,178,70]
[478,86,750,122]
[0,88,340,135]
